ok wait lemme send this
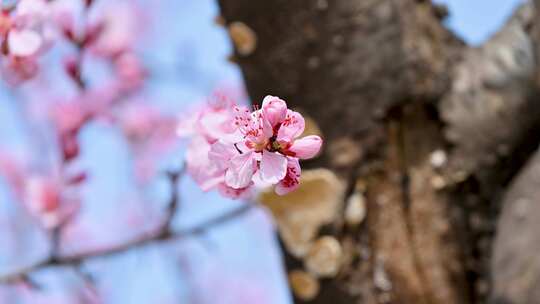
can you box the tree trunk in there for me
[217,1,540,303]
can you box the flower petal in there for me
[259,150,287,184]
[198,109,235,142]
[176,112,200,138]
[225,151,255,189]
[289,135,323,159]
[275,157,301,195]
[260,110,274,138]
[208,140,238,171]
[262,95,287,127]
[186,136,224,191]
[8,29,42,57]
[218,183,253,199]
[276,110,305,144]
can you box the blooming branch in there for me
[0,1,295,301]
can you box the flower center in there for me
[270,140,281,151]
[247,139,268,152]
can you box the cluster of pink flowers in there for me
[179,95,322,199]
[55,0,146,91]
[0,0,156,229]
[0,0,146,86]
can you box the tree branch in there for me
[0,170,254,284]
[162,169,183,231]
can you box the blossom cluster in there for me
[179,95,322,199]
[0,0,162,230]
[0,0,145,85]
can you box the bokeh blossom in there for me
[23,172,82,229]
[0,0,55,84]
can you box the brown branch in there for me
[0,202,254,284]
[0,168,254,285]
[162,169,183,231]
[72,264,99,300]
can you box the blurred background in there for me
[0,0,531,303]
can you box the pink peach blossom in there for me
[186,135,226,191]
[182,94,322,197]
[275,157,301,195]
[0,55,39,85]
[7,0,54,57]
[0,0,56,83]
[179,96,254,199]
[119,103,164,141]
[114,52,146,91]
[8,28,43,56]
[88,2,140,57]
[49,100,89,134]
[23,174,80,229]
[210,96,322,195]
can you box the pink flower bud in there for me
[24,177,61,228]
[288,135,323,159]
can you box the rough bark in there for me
[535,0,540,86]
[491,148,540,304]
[218,1,540,303]
[440,3,538,189]
[489,1,540,304]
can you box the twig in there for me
[0,202,254,284]
[73,264,100,300]
[162,168,183,231]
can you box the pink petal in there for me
[25,177,60,213]
[208,140,238,171]
[276,110,305,144]
[185,136,210,170]
[199,173,225,192]
[198,109,235,142]
[218,183,253,200]
[8,29,42,57]
[289,135,323,159]
[260,110,274,138]
[259,150,287,184]
[90,2,138,56]
[225,151,255,189]
[186,136,224,191]
[262,95,287,127]
[275,158,301,195]
[16,0,49,17]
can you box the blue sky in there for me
[434,0,526,45]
